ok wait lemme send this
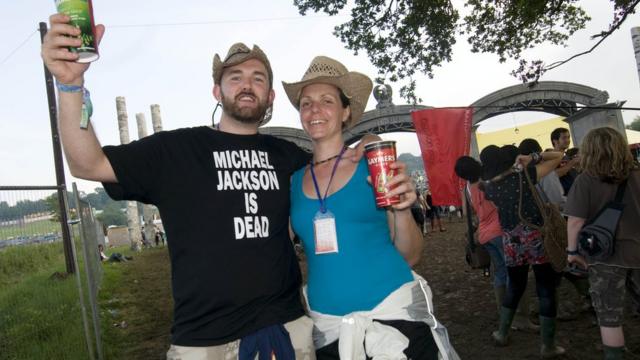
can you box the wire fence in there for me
[0,186,105,360]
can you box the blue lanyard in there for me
[309,146,347,213]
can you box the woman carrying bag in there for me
[481,145,564,358]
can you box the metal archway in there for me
[260,81,625,154]
[470,81,610,125]
[469,81,624,156]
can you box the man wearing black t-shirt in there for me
[43,14,322,359]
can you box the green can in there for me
[54,0,99,63]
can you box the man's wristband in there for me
[55,81,92,129]
[55,81,83,93]
[566,249,579,256]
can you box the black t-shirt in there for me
[102,126,310,346]
[485,166,542,232]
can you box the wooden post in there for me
[115,97,142,251]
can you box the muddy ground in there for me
[102,218,640,359]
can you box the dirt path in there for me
[101,220,640,359]
[101,247,173,359]
[413,218,640,360]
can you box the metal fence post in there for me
[39,21,75,274]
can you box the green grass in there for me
[0,218,61,240]
[0,242,64,286]
[0,270,93,360]
[0,240,114,359]
[0,240,145,360]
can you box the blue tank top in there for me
[290,158,413,316]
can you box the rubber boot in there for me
[512,292,540,332]
[603,345,625,360]
[539,316,566,358]
[492,307,516,346]
[494,286,506,315]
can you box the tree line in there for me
[0,188,127,226]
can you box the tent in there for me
[476,117,640,151]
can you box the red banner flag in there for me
[411,108,473,207]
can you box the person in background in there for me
[455,154,537,332]
[565,147,581,173]
[411,189,428,235]
[565,127,640,360]
[519,139,591,320]
[98,243,129,262]
[519,139,566,210]
[154,227,161,247]
[481,144,565,358]
[98,243,108,261]
[455,156,507,318]
[551,128,579,195]
[426,189,446,232]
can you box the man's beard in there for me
[221,90,270,124]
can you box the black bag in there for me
[578,179,628,261]
[463,186,491,269]
[466,241,491,269]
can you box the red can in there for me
[364,140,400,208]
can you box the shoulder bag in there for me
[578,179,627,261]
[464,186,491,269]
[518,168,568,272]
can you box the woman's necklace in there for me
[311,146,347,166]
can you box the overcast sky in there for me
[1,0,639,194]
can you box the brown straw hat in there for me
[282,56,373,128]
[212,43,273,87]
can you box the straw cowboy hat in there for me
[282,56,373,128]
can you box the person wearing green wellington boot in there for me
[565,128,640,360]
[481,145,565,358]
[455,157,539,333]
[511,283,540,333]
[454,157,508,321]
[539,315,565,358]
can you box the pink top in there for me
[469,183,503,244]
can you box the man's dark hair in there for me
[550,128,569,146]
[454,156,482,183]
[519,138,542,155]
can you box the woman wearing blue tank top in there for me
[283,56,459,360]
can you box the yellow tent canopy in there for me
[627,129,640,145]
[476,117,640,151]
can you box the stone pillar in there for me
[564,102,627,146]
[150,104,163,133]
[115,96,142,251]
[135,113,156,246]
[632,27,640,86]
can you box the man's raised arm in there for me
[41,13,115,183]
